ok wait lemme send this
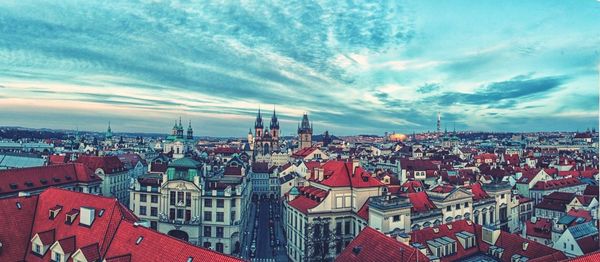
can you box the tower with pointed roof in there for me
[297,113,313,151]
[252,107,280,156]
[187,120,193,140]
[106,121,113,140]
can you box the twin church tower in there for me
[248,108,312,155]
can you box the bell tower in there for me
[297,113,313,150]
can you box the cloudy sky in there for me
[0,1,598,136]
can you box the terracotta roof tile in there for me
[336,227,429,262]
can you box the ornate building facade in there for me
[164,118,195,159]
[251,108,280,156]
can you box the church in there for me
[163,118,195,159]
[249,108,280,156]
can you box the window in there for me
[177,209,184,219]
[563,243,566,249]
[393,215,401,222]
[177,192,184,204]
[501,194,505,199]
[169,208,175,220]
[345,221,351,234]
[216,243,224,253]
[571,244,574,251]
[456,204,461,210]
[336,222,342,235]
[140,206,147,216]
[204,211,212,221]
[447,206,452,211]
[34,244,41,254]
[217,227,224,238]
[185,192,191,207]
[170,192,176,205]
[217,199,224,208]
[151,207,158,216]
[231,199,236,207]
[204,226,212,237]
[216,212,224,222]
[204,199,212,207]
[54,252,62,262]
[151,195,158,203]
[465,202,469,208]
[140,194,147,202]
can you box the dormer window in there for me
[49,205,63,220]
[40,179,48,184]
[9,183,18,189]
[34,243,42,254]
[66,209,79,225]
[65,176,72,181]
[53,177,61,182]
[25,181,34,187]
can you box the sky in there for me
[0,0,598,136]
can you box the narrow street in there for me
[247,197,289,262]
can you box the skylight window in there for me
[136,236,143,245]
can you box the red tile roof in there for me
[57,235,76,254]
[26,187,137,261]
[401,180,424,193]
[0,163,101,197]
[532,177,583,190]
[79,243,101,262]
[224,166,243,176]
[577,235,600,254]
[76,155,126,174]
[430,184,455,193]
[568,250,600,261]
[104,221,242,262]
[212,147,240,155]
[411,220,566,262]
[526,218,552,239]
[407,191,436,212]
[37,229,55,246]
[356,200,369,221]
[567,209,593,223]
[469,182,490,201]
[0,187,239,262]
[48,154,69,165]
[0,194,38,261]
[251,162,269,173]
[292,147,320,158]
[336,227,429,262]
[319,161,383,188]
[287,195,321,214]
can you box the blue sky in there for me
[0,0,598,136]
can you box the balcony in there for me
[369,195,412,211]
[158,213,201,225]
[482,182,512,192]
[159,217,201,225]
[411,209,443,221]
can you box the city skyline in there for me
[1,1,599,136]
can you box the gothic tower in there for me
[176,117,184,139]
[187,120,193,140]
[297,113,313,150]
[270,107,280,151]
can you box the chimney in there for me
[352,246,362,255]
[482,225,501,245]
[80,207,95,226]
[396,233,411,245]
[352,158,360,174]
[317,168,324,181]
[522,242,529,251]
